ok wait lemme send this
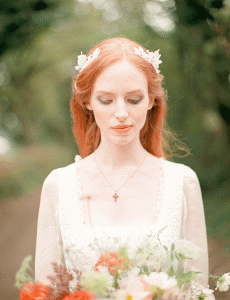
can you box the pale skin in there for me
[81,60,209,287]
[34,59,209,288]
[86,59,154,176]
[79,59,164,227]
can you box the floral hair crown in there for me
[133,46,162,73]
[75,46,162,74]
[75,48,101,74]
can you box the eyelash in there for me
[99,98,142,105]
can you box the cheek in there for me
[133,109,148,126]
[93,109,109,128]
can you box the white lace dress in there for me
[35,154,209,292]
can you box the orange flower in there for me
[19,281,52,300]
[63,289,95,300]
[94,251,133,276]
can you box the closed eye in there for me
[99,98,142,105]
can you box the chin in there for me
[108,133,137,146]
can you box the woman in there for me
[35,37,209,295]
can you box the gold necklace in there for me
[94,151,148,202]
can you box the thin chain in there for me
[85,155,164,240]
[87,151,147,245]
[94,151,148,202]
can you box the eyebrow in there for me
[95,89,144,95]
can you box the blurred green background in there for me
[0,0,229,299]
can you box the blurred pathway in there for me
[0,187,230,300]
[0,187,41,300]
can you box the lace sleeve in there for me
[35,169,64,285]
[181,165,209,289]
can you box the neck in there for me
[94,137,148,170]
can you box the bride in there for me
[35,37,209,295]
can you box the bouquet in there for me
[15,228,230,300]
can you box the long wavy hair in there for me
[70,37,190,160]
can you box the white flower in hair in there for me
[75,47,101,73]
[133,46,162,73]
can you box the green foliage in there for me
[167,265,175,277]
[0,0,62,57]
[176,271,201,288]
[0,0,229,248]
[163,245,168,252]
[118,246,131,270]
[80,270,110,296]
[177,253,190,260]
[0,144,73,200]
[14,255,35,289]
[142,265,149,275]
[113,271,119,289]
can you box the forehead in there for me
[92,60,148,94]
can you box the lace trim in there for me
[60,155,183,292]
[75,154,165,226]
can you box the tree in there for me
[0,0,61,57]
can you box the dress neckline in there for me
[74,154,166,232]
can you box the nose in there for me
[114,99,128,120]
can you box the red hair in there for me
[70,37,190,159]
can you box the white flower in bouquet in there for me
[97,265,112,277]
[144,271,178,289]
[141,271,178,298]
[201,288,215,300]
[80,270,113,296]
[189,281,215,300]
[113,276,149,300]
[162,285,182,299]
[215,272,230,291]
[146,260,161,273]
[135,251,149,266]
[126,267,141,278]
[134,243,167,272]
[174,239,202,260]
[150,245,168,264]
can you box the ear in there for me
[86,102,93,110]
[148,96,155,110]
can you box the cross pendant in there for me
[113,192,118,202]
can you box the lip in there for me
[112,126,132,134]
[112,125,132,129]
